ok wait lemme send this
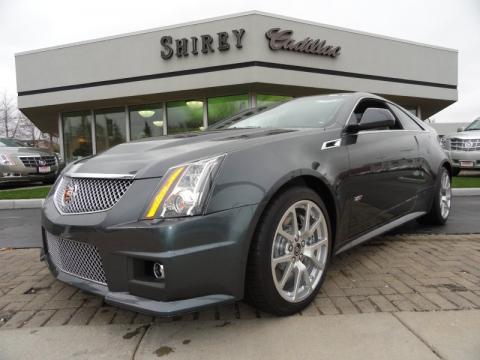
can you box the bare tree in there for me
[0,91,57,149]
[0,91,16,138]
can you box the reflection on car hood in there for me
[447,130,480,139]
[67,128,303,179]
[0,146,55,156]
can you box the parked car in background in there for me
[0,138,62,185]
[441,118,480,176]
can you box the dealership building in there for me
[15,11,458,162]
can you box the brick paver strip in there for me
[1,310,34,329]
[112,308,136,324]
[133,313,154,324]
[458,291,480,307]
[368,295,398,312]
[314,297,340,315]
[89,306,117,325]
[403,293,440,311]
[385,294,418,312]
[331,297,359,314]
[68,307,97,325]
[1,234,480,329]
[3,301,29,312]
[349,296,376,313]
[421,292,457,310]
[439,291,477,309]
[45,308,77,326]
[300,302,320,316]
[23,310,55,328]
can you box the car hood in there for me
[447,130,480,139]
[67,128,310,179]
[0,146,55,156]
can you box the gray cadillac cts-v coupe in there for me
[41,93,452,316]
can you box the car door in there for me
[387,103,434,208]
[343,101,421,240]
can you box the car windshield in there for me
[465,120,480,131]
[211,96,345,130]
[0,138,25,147]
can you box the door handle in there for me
[414,135,420,147]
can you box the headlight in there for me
[55,153,63,163]
[144,154,225,219]
[0,153,14,166]
[439,136,450,151]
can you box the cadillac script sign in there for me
[265,28,341,58]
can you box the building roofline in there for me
[15,10,458,57]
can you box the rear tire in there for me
[418,167,451,225]
[245,186,332,316]
[451,167,460,177]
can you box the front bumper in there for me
[0,164,59,183]
[449,150,480,169]
[42,197,257,316]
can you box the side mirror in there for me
[345,108,396,134]
[457,127,465,132]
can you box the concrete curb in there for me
[452,188,480,196]
[0,199,44,209]
[0,188,479,210]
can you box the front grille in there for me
[450,138,480,151]
[19,155,57,167]
[54,176,134,214]
[46,233,107,285]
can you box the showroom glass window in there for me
[62,111,93,163]
[167,100,204,134]
[256,94,292,107]
[207,94,249,125]
[95,108,126,153]
[130,104,164,140]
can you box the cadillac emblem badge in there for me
[62,183,78,206]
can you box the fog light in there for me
[153,262,165,279]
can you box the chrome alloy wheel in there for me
[440,171,452,219]
[271,200,329,303]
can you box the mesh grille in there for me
[19,155,57,167]
[54,176,133,214]
[46,233,107,285]
[450,138,480,151]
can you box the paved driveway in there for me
[1,234,479,330]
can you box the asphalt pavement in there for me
[391,195,480,235]
[1,196,479,249]
[0,208,41,248]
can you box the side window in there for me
[388,104,424,131]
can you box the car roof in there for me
[296,92,385,102]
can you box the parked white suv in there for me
[442,118,480,176]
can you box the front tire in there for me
[419,167,452,225]
[245,186,332,316]
[451,167,461,177]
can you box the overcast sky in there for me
[1,0,479,123]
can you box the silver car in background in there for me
[0,138,61,185]
[442,118,480,176]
